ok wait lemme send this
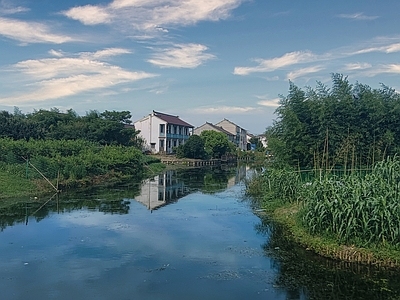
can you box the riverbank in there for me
[259,201,400,269]
[0,161,166,200]
[246,165,400,269]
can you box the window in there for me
[160,124,165,133]
[173,140,177,147]
[150,143,155,149]
[160,140,164,148]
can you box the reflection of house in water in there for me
[134,170,189,211]
[226,164,249,188]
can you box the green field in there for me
[0,172,37,199]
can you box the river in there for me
[0,164,399,300]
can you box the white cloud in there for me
[234,51,317,75]
[62,5,111,25]
[147,43,215,68]
[351,42,400,55]
[80,48,132,59]
[0,49,157,104]
[0,17,73,44]
[193,106,256,114]
[363,64,400,77]
[286,65,325,80]
[62,0,244,34]
[337,12,379,21]
[256,97,280,107]
[343,62,371,71]
[49,49,65,57]
[0,1,29,15]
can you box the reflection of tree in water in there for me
[0,185,140,231]
[0,165,244,230]
[176,164,238,194]
[255,216,400,300]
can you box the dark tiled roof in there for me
[153,110,194,127]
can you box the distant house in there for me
[215,119,247,151]
[193,122,235,144]
[134,110,194,154]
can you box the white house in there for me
[193,122,235,144]
[215,119,248,151]
[134,110,194,154]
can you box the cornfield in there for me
[302,157,400,248]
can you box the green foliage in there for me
[268,74,400,168]
[302,157,400,248]
[0,108,143,147]
[0,138,148,190]
[175,135,206,159]
[251,168,304,204]
[200,130,234,159]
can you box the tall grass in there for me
[246,156,400,250]
[302,156,400,248]
[245,167,304,204]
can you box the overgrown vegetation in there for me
[247,74,400,266]
[0,108,163,199]
[267,73,400,168]
[0,138,162,198]
[175,130,235,159]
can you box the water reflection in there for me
[1,164,400,299]
[0,164,248,229]
[134,164,247,211]
[255,216,400,300]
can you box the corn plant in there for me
[302,156,400,248]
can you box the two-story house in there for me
[215,119,247,151]
[134,110,194,154]
[193,122,235,144]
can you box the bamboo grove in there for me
[267,73,400,169]
[248,74,400,262]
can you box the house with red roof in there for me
[134,110,194,154]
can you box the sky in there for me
[1,0,400,134]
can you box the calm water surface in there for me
[1,165,399,300]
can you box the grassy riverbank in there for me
[0,173,37,199]
[246,158,400,268]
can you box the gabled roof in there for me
[196,122,234,136]
[216,118,247,131]
[153,110,194,127]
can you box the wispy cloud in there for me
[0,49,157,104]
[147,43,215,68]
[234,51,318,75]
[234,35,400,81]
[0,17,74,44]
[193,106,256,114]
[0,0,29,15]
[286,65,325,80]
[351,42,400,55]
[343,62,372,71]
[256,97,280,107]
[362,64,400,77]
[337,12,379,21]
[62,0,244,34]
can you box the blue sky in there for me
[1,0,400,134]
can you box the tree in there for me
[200,130,233,159]
[268,73,400,168]
[176,135,206,159]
